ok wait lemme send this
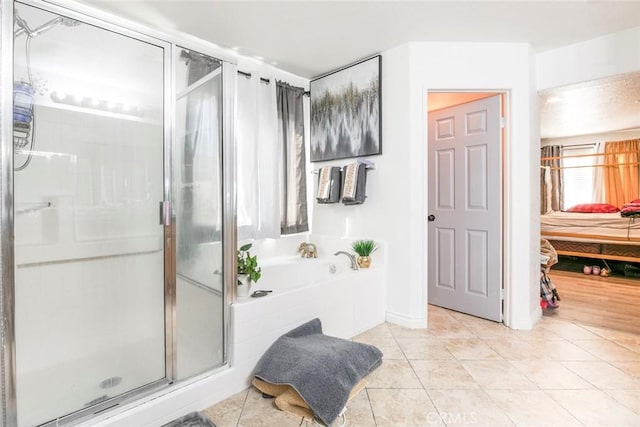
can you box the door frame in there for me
[423,90,509,325]
[0,1,18,424]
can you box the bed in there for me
[540,211,640,262]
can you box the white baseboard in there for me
[385,311,427,329]
[508,305,542,330]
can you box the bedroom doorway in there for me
[539,72,640,336]
[426,93,504,322]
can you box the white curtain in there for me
[236,74,280,240]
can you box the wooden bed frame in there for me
[543,231,640,263]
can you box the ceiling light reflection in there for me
[50,91,144,117]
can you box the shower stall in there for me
[0,1,235,426]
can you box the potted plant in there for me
[237,243,261,297]
[352,240,378,268]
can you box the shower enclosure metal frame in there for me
[1,1,18,426]
[0,0,237,425]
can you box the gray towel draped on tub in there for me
[252,318,383,426]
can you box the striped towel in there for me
[342,162,359,200]
[316,166,332,202]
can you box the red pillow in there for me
[565,203,620,213]
[630,199,640,204]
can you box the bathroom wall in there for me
[364,24,640,329]
[311,41,539,330]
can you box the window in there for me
[562,145,596,208]
[236,76,308,239]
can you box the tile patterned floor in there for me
[202,305,640,426]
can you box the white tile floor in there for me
[202,305,640,426]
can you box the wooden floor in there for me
[547,269,640,336]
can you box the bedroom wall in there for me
[536,26,640,91]
[536,27,640,210]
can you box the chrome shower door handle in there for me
[159,201,171,226]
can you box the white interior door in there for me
[427,95,502,322]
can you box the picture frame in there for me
[310,55,381,162]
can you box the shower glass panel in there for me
[13,3,166,425]
[174,48,225,379]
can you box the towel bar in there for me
[311,162,375,174]
[15,201,51,214]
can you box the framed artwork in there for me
[310,55,381,162]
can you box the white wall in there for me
[537,26,640,91]
[311,42,540,330]
[412,42,540,330]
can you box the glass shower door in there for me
[174,48,225,379]
[13,3,167,425]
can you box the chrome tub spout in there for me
[333,251,358,270]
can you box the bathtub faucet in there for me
[334,251,358,270]
[298,242,318,258]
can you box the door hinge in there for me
[500,288,504,300]
[500,117,506,128]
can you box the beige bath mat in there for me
[252,377,367,421]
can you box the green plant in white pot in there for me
[352,240,378,268]
[237,243,261,297]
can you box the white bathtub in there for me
[231,255,386,386]
[239,256,348,295]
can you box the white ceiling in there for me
[79,0,640,79]
[73,0,640,138]
[539,72,640,139]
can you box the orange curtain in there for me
[604,139,640,207]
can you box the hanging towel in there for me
[342,162,367,205]
[316,166,332,201]
[328,167,342,202]
[342,163,358,200]
[316,166,341,204]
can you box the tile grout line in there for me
[235,388,251,427]
[538,388,588,426]
[362,388,379,427]
[600,388,640,417]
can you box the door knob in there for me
[428,214,435,222]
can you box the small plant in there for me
[352,240,378,257]
[237,243,261,284]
